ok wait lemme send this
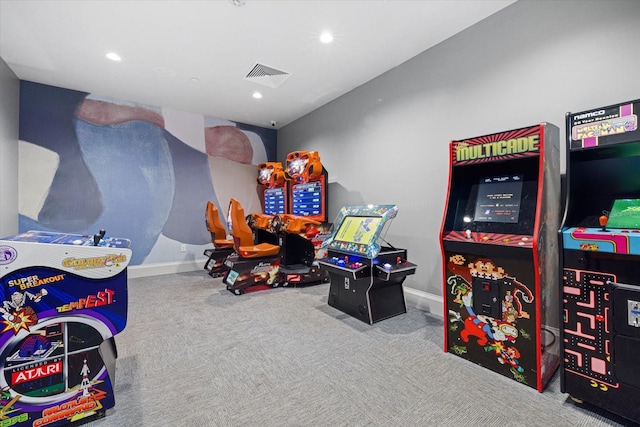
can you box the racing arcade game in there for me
[250,161,288,246]
[203,201,235,278]
[559,99,640,424]
[285,151,328,224]
[257,162,288,217]
[440,123,561,391]
[277,151,331,286]
[222,198,281,295]
[319,205,416,325]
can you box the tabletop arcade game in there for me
[0,230,131,426]
[318,205,416,324]
[440,123,561,392]
[559,99,640,423]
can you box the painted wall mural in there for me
[18,81,276,265]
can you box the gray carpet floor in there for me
[84,271,638,427]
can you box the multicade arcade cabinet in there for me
[318,205,416,324]
[0,230,131,426]
[559,99,640,423]
[440,123,561,392]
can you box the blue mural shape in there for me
[18,81,277,265]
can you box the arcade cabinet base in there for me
[327,277,406,325]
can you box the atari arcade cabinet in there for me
[440,123,561,391]
[319,205,417,324]
[560,99,640,424]
[0,230,131,426]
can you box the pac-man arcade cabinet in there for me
[559,99,640,424]
[440,123,561,391]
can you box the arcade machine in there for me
[283,151,332,276]
[285,151,328,224]
[0,230,131,426]
[318,205,417,324]
[270,214,329,287]
[257,162,288,217]
[222,198,281,295]
[440,123,561,391]
[250,161,288,246]
[559,99,640,423]
[203,201,235,278]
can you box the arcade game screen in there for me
[607,198,640,228]
[291,179,325,220]
[324,205,398,259]
[446,158,538,235]
[334,216,382,246]
[263,186,286,215]
[473,175,524,224]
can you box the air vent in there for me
[245,63,291,88]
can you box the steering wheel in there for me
[270,215,282,233]
[245,214,255,229]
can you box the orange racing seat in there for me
[206,201,234,250]
[228,198,280,258]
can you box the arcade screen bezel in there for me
[473,175,524,224]
[263,186,287,215]
[333,216,383,246]
[445,157,539,235]
[324,205,398,259]
[607,198,640,229]
[290,174,327,222]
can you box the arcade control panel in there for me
[562,226,640,255]
[320,251,416,281]
[374,256,417,281]
[2,230,130,248]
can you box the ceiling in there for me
[0,0,515,129]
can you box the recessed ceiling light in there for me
[320,32,333,44]
[106,52,121,61]
[252,91,263,99]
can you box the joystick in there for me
[599,211,609,232]
[465,229,472,239]
[93,234,101,246]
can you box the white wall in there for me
[278,0,640,313]
[0,57,19,237]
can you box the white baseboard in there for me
[128,258,207,279]
[404,287,443,318]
